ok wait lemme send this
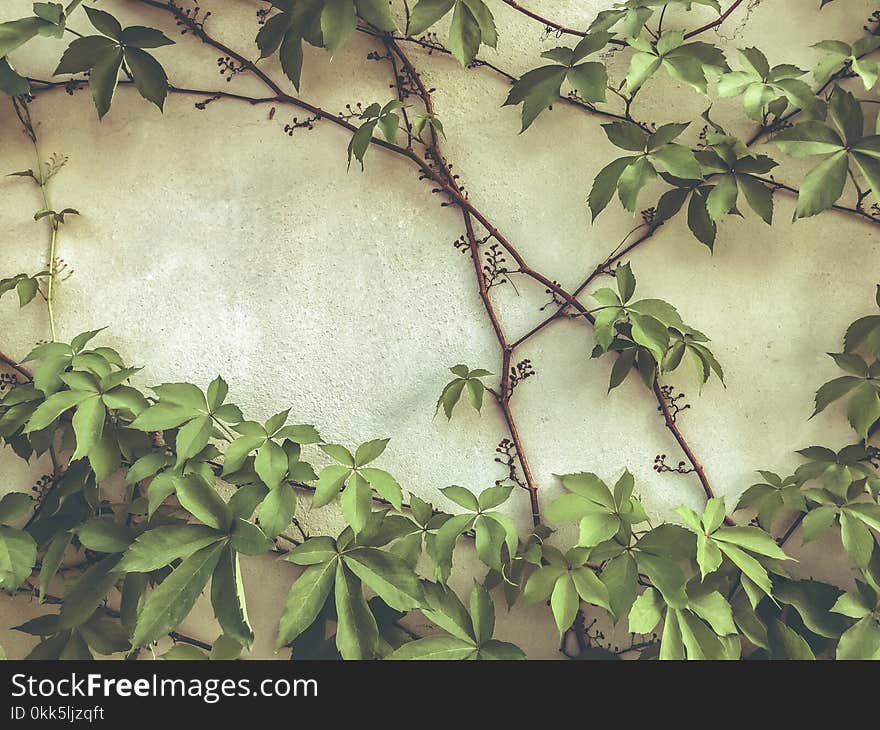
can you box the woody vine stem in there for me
[2,0,880,661]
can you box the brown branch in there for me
[654,380,734,526]
[0,350,33,380]
[23,1,722,522]
[381,32,542,525]
[500,0,589,38]
[684,0,745,40]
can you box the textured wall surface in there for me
[0,0,877,659]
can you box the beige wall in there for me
[1,0,877,658]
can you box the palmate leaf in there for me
[53,8,173,118]
[276,557,338,649]
[211,546,254,649]
[505,32,611,131]
[132,541,225,647]
[625,31,728,95]
[408,0,495,66]
[0,525,37,591]
[388,582,524,660]
[775,86,880,218]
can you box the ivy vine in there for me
[1,0,879,661]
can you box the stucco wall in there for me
[1,0,877,659]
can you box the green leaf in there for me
[813,375,862,415]
[448,0,480,66]
[258,482,297,538]
[630,313,669,367]
[660,609,685,659]
[319,443,355,466]
[254,439,288,489]
[129,402,195,431]
[478,485,513,511]
[847,504,880,532]
[637,553,687,609]
[712,526,788,559]
[568,61,606,103]
[174,475,231,531]
[469,582,494,645]
[279,32,304,90]
[687,188,716,248]
[117,524,224,572]
[523,565,565,603]
[344,547,424,611]
[626,52,662,94]
[57,556,121,630]
[570,566,610,610]
[432,513,476,581]
[628,587,663,634]
[441,485,479,511]
[285,536,338,566]
[589,156,637,220]
[320,0,356,53]
[794,150,849,219]
[0,17,48,58]
[464,379,484,411]
[340,472,372,535]
[840,510,874,569]
[696,532,723,578]
[774,579,849,638]
[312,464,352,508]
[174,415,212,468]
[120,26,175,49]
[386,634,476,660]
[831,590,872,619]
[461,0,496,47]
[615,262,636,303]
[222,434,266,476]
[359,468,403,510]
[334,562,379,659]
[603,121,648,152]
[276,558,337,648]
[211,547,253,649]
[132,542,224,647]
[650,144,701,180]
[230,518,273,555]
[0,526,37,591]
[718,542,773,597]
[550,573,578,635]
[846,382,880,439]
[706,174,738,220]
[837,616,880,660]
[738,174,774,224]
[578,512,621,546]
[0,57,30,97]
[25,389,93,432]
[90,46,123,119]
[408,0,455,36]
[355,438,389,466]
[76,518,132,553]
[15,277,37,306]
[123,47,168,111]
[768,618,815,659]
[84,6,122,40]
[355,0,397,31]
[125,452,168,485]
[601,552,639,622]
[688,590,736,635]
[774,121,844,157]
[274,424,321,444]
[801,505,838,542]
[559,472,614,507]
[0,492,33,525]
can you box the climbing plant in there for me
[0,0,879,660]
